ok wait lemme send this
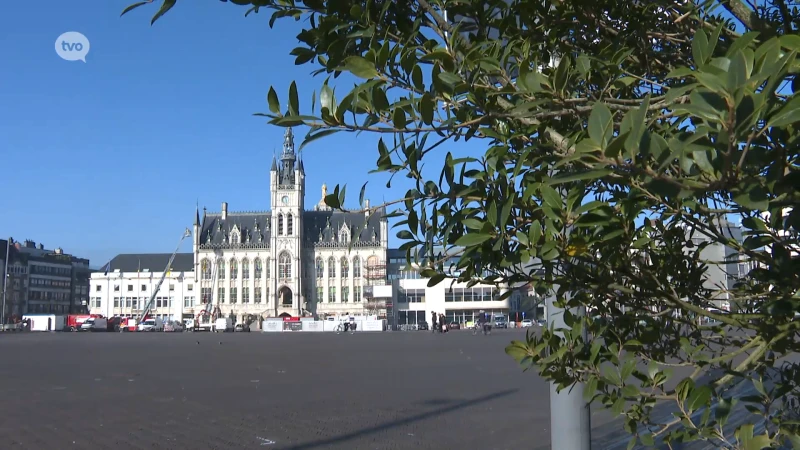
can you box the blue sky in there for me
[0,0,483,267]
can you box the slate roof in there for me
[197,207,385,251]
[107,253,194,273]
[199,212,271,250]
[304,209,384,248]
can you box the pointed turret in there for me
[271,155,277,171]
[279,128,297,185]
[195,204,201,227]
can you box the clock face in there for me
[281,195,289,205]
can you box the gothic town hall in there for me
[193,128,389,320]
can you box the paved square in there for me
[0,329,614,450]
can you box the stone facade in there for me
[192,128,388,320]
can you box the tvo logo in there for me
[55,32,90,62]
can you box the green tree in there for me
[124,0,800,447]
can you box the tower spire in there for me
[195,201,200,226]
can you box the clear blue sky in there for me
[0,0,483,267]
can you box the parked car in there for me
[536,319,547,327]
[520,319,534,328]
[234,323,250,332]
[417,321,429,331]
[493,315,508,329]
[448,322,461,330]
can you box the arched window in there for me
[254,258,262,279]
[279,252,292,279]
[229,258,238,279]
[328,256,336,278]
[341,257,349,278]
[315,257,324,279]
[352,257,361,278]
[242,258,250,279]
[201,259,211,280]
[217,259,226,279]
[265,258,271,279]
[287,214,293,236]
[339,227,349,242]
[278,214,284,236]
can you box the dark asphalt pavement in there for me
[0,329,621,450]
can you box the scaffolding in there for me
[364,258,387,317]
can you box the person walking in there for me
[431,311,438,334]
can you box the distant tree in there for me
[124,0,800,447]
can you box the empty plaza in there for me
[0,329,630,450]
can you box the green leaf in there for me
[546,169,612,185]
[320,82,335,113]
[372,85,389,112]
[540,185,562,211]
[454,233,493,247]
[715,397,734,427]
[734,186,770,211]
[727,51,749,91]
[768,95,800,127]
[576,54,591,79]
[392,107,407,129]
[693,29,710,65]
[744,434,772,450]
[505,342,530,364]
[299,128,340,151]
[530,221,542,245]
[462,218,483,230]
[554,55,571,94]
[437,71,462,87]
[121,1,150,16]
[427,273,446,287]
[412,65,424,90]
[343,56,378,79]
[687,385,712,412]
[420,93,434,125]
[588,102,613,146]
[267,87,281,114]
[288,81,299,115]
[150,0,177,25]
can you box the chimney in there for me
[55,247,63,255]
[38,243,44,250]
[221,202,228,221]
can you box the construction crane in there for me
[136,228,192,323]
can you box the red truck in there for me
[65,314,92,331]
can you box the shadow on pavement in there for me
[284,388,519,450]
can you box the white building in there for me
[89,254,194,321]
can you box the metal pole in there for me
[2,238,10,327]
[547,290,591,450]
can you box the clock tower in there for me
[269,127,305,316]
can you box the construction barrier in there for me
[302,321,324,332]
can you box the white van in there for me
[214,317,234,333]
[137,318,164,332]
[80,317,108,332]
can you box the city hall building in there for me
[88,129,513,325]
